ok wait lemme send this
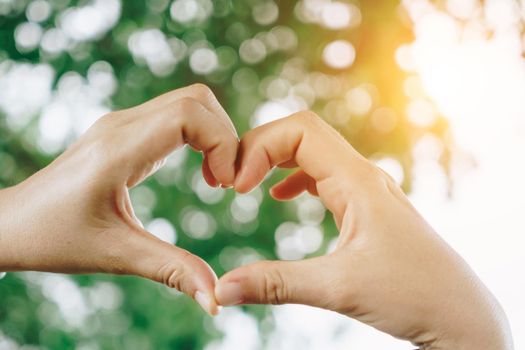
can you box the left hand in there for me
[0,84,238,315]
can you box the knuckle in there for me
[221,132,240,153]
[86,113,114,135]
[237,129,257,155]
[374,166,409,206]
[79,137,115,177]
[240,128,256,145]
[91,113,111,129]
[189,83,214,101]
[97,111,118,124]
[173,96,200,114]
[57,142,111,190]
[286,110,321,135]
[83,112,126,149]
[210,142,237,171]
[92,111,129,131]
[364,161,393,191]
[259,263,287,305]
[167,268,185,292]
[293,110,320,126]
[343,157,383,187]
[157,258,186,291]
[377,167,398,189]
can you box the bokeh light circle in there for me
[322,40,356,69]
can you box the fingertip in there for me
[209,167,235,189]
[233,164,267,194]
[180,253,218,296]
[215,266,254,306]
[215,279,245,306]
[233,183,251,194]
[202,156,219,187]
[269,181,300,201]
[269,182,286,200]
[188,260,220,315]
[207,151,237,188]
[233,169,252,194]
[207,178,219,188]
[224,167,237,188]
[195,290,220,316]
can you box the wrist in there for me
[0,187,12,270]
[425,292,513,350]
[430,329,512,350]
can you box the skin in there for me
[0,83,239,315]
[0,89,512,348]
[214,111,513,350]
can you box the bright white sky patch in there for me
[399,1,525,348]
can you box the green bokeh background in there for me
[0,0,449,348]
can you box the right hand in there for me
[215,112,513,349]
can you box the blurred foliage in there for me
[0,0,450,349]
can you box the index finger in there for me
[234,111,378,221]
[127,83,238,139]
[137,97,239,186]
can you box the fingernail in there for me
[195,291,217,316]
[215,282,244,306]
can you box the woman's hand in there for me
[215,112,513,349]
[0,84,238,315]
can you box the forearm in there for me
[432,301,512,350]
[421,258,513,350]
[0,186,20,271]
[0,181,43,272]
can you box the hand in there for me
[0,84,238,315]
[215,112,513,349]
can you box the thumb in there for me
[120,230,219,315]
[215,256,333,308]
